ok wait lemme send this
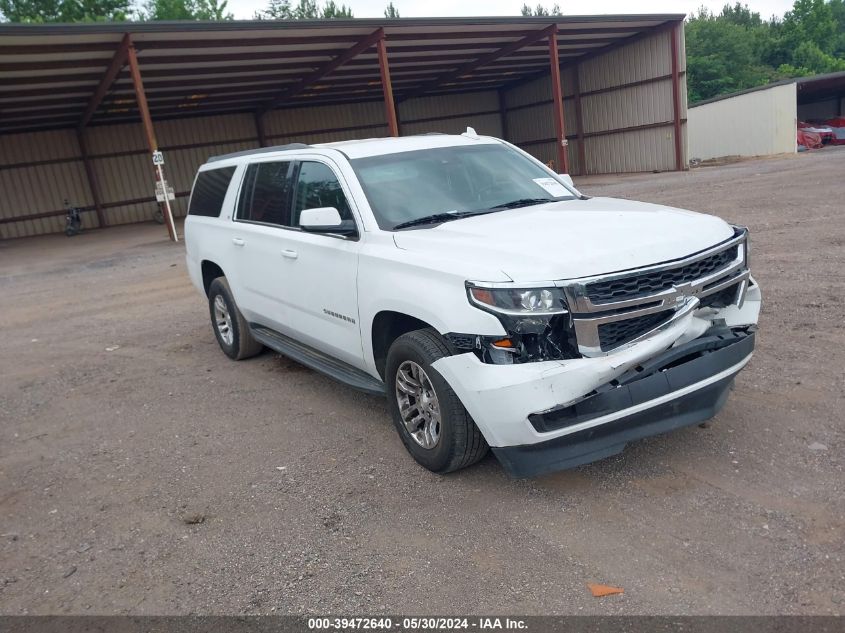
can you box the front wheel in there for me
[385,328,488,473]
[207,277,263,360]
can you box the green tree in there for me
[319,0,351,17]
[142,0,231,19]
[383,1,398,17]
[520,2,561,16]
[254,0,351,19]
[685,7,774,102]
[684,0,845,103]
[720,1,763,27]
[0,0,131,21]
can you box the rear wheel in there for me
[385,328,488,473]
[207,277,263,360]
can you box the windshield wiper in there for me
[488,198,554,210]
[393,210,492,230]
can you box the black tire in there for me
[385,328,488,473]
[207,277,263,360]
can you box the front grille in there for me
[597,310,673,350]
[585,245,739,304]
[699,281,740,309]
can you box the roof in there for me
[316,132,499,158]
[0,15,683,136]
[688,70,845,108]
[205,133,499,165]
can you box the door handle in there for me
[232,237,245,247]
[281,249,298,260]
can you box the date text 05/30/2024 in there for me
[307,617,528,630]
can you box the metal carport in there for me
[0,15,687,239]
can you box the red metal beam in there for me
[76,127,107,228]
[399,24,558,102]
[257,28,386,115]
[376,35,399,137]
[548,26,570,173]
[572,63,586,175]
[669,22,684,171]
[127,41,157,152]
[78,34,131,129]
[498,89,509,141]
[126,35,176,242]
[255,112,267,147]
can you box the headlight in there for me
[467,284,568,316]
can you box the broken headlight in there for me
[460,283,579,364]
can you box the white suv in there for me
[185,132,760,478]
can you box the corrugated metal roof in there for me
[689,70,845,109]
[0,15,683,136]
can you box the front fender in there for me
[357,245,507,375]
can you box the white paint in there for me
[688,83,797,161]
[185,133,761,451]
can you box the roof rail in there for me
[207,143,311,163]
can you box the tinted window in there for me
[236,161,293,226]
[291,161,352,227]
[188,166,236,217]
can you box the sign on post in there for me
[155,180,175,202]
[151,150,164,166]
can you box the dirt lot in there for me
[1,148,843,616]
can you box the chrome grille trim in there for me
[559,229,750,356]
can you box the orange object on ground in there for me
[587,583,624,597]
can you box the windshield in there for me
[350,143,577,230]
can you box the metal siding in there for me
[507,101,553,144]
[0,129,78,164]
[272,126,390,145]
[584,126,676,174]
[400,112,502,137]
[264,100,384,137]
[397,91,502,137]
[0,128,91,239]
[400,91,499,121]
[579,30,671,93]
[85,121,147,154]
[156,113,256,145]
[687,83,797,161]
[798,98,840,120]
[503,67,575,110]
[504,29,683,174]
[506,75,550,110]
[582,78,673,134]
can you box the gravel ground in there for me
[1,148,843,616]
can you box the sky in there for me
[227,0,797,21]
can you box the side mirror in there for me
[557,174,575,188]
[299,207,356,236]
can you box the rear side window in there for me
[236,161,293,226]
[188,166,236,217]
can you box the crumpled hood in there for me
[392,197,734,281]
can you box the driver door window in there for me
[290,161,353,228]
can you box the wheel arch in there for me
[371,310,439,380]
[201,260,225,296]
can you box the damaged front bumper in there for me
[431,282,760,478]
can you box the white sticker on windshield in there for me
[533,177,570,197]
